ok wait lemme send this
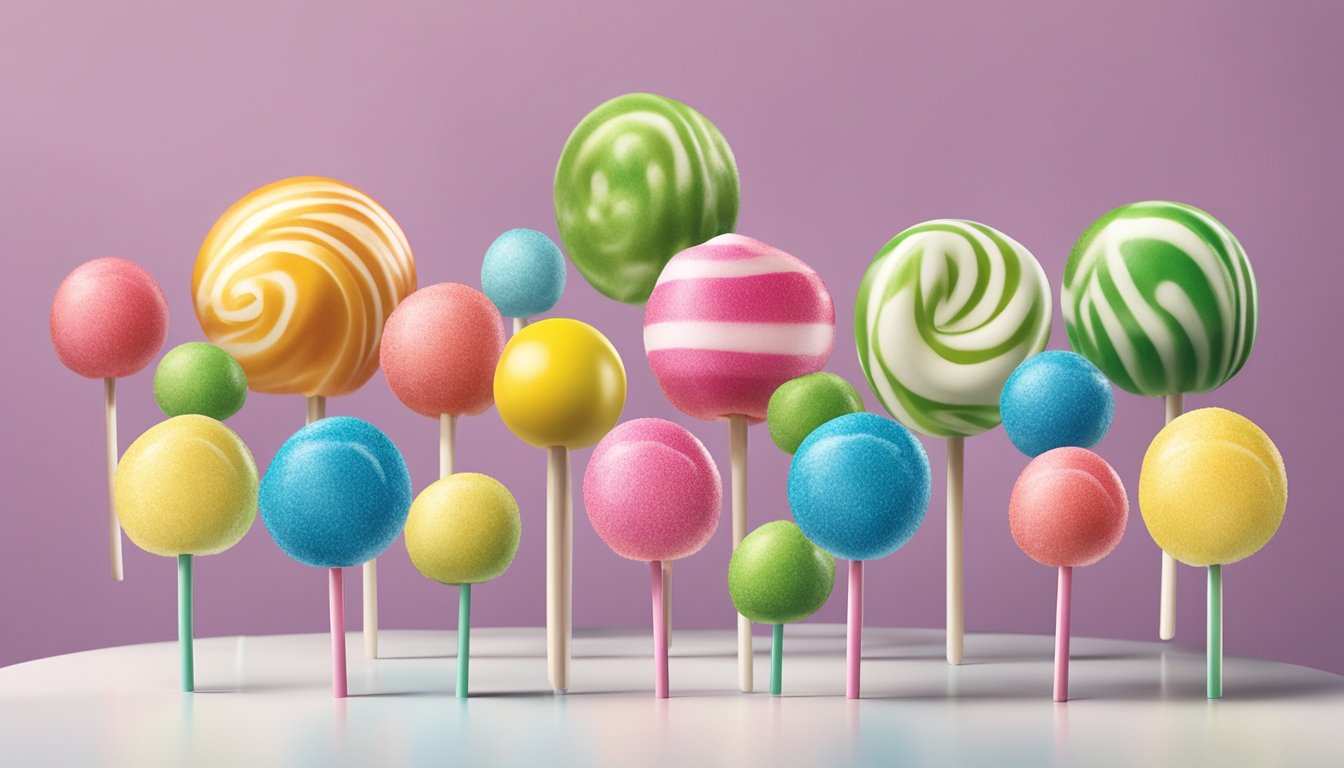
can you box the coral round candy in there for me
[114,415,257,557]
[583,419,721,562]
[645,235,835,423]
[554,93,740,304]
[1009,447,1128,568]
[788,412,931,561]
[380,283,505,418]
[1139,408,1286,566]
[51,257,169,379]
[728,521,835,625]
[480,229,566,319]
[153,342,248,420]
[1000,351,1114,457]
[1063,201,1257,397]
[405,473,521,585]
[494,318,627,449]
[193,177,417,398]
[767,373,864,455]
[259,417,412,569]
[856,220,1052,438]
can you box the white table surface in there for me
[1,625,1340,767]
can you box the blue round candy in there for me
[259,417,412,568]
[1000,350,1114,458]
[481,228,567,318]
[788,412,930,561]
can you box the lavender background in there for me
[2,1,1340,674]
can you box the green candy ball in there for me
[728,521,835,625]
[766,373,864,454]
[554,93,740,305]
[153,342,248,420]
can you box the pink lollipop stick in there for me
[329,567,348,699]
[651,560,668,698]
[847,560,863,699]
[1054,566,1072,702]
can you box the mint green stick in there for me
[1208,565,1222,699]
[771,624,783,696]
[179,554,194,693]
[457,583,472,699]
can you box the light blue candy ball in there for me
[788,412,931,561]
[259,417,412,569]
[481,228,567,318]
[1000,350,1115,458]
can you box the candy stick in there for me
[513,318,526,335]
[730,414,752,692]
[771,624,783,697]
[329,567,347,699]
[105,378,123,581]
[440,415,456,477]
[946,436,964,665]
[458,583,472,699]
[307,395,326,424]
[1159,393,1183,641]
[846,560,863,699]
[650,560,668,699]
[1208,564,1222,699]
[179,554,194,692]
[1054,566,1072,702]
[547,446,572,692]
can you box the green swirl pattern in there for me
[855,220,1052,438]
[554,93,739,305]
[1063,201,1257,397]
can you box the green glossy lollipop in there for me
[153,342,248,420]
[767,373,865,454]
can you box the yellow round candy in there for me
[493,318,626,449]
[1139,408,1286,566]
[114,415,258,557]
[405,473,521,585]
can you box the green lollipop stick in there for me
[771,624,783,696]
[179,554,194,692]
[1208,565,1222,699]
[458,583,472,699]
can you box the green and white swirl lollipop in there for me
[554,93,740,305]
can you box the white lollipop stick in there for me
[547,446,572,692]
[1158,393,1183,641]
[947,436,964,665]
[730,414,752,691]
[104,378,124,581]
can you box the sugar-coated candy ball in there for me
[480,229,566,319]
[405,473,521,585]
[767,373,864,455]
[153,342,248,420]
[788,412,931,561]
[1000,351,1114,457]
[728,521,835,625]
[380,283,505,418]
[51,257,169,379]
[259,417,412,569]
[1139,408,1286,566]
[583,419,721,562]
[114,415,257,556]
[494,318,626,449]
[1009,447,1128,568]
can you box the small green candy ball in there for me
[153,342,248,420]
[766,372,864,454]
[728,520,835,624]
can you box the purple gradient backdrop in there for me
[2,1,1340,674]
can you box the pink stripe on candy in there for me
[847,560,862,700]
[329,568,347,699]
[647,348,831,422]
[651,560,668,699]
[645,272,834,325]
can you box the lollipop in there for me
[856,219,1050,664]
[1139,408,1286,698]
[767,372,865,455]
[494,318,626,692]
[788,412,930,698]
[51,256,169,581]
[259,417,412,698]
[405,473,521,698]
[646,233,834,691]
[728,521,835,696]
[1000,351,1113,457]
[1009,448,1128,701]
[153,342,248,420]
[1064,201,1258,641]
[554,93,739,304]
[114,415,257,691]
[584,419,720,698]
[481,228,566,334]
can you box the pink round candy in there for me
[1009,447,1128,568]
[51,257,169,379]
[380,283,505,418]
[643,234,835,423]
[583,418,721,562]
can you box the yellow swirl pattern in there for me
[193,177,416,397]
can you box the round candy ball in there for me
[1009,447,1128,568]
[1000,351,1114,457]
[1139,408,1286,566]
[554,93,740,305]
[481,229,566,319]
[51,257,169,379]
[583,419,721,562]
[405,473,521,585]
[1063,201,1257,397]
[380,283,505,418]
[788,412,931,561]
[645,234,835,423]
[856,220,1052,438]
[259,417,412,569]
[114,415,257,556]
[767,373,864,455]
[728,521,835,625]
[494,318,627,450]
[153,342,248,420]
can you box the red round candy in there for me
[51,258,169,379]
[1009,447,1128,568]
